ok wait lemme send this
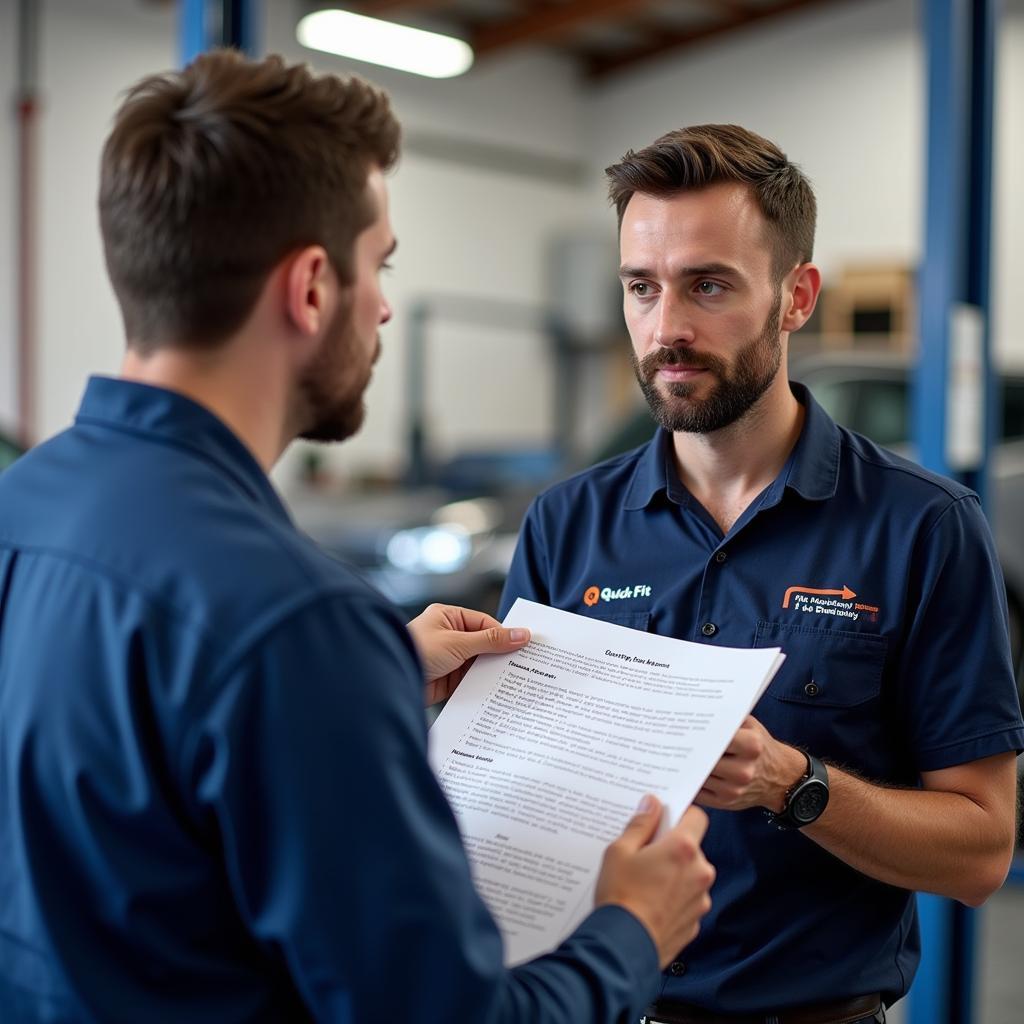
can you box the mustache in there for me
[639,347,725,378]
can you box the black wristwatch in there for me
[765,750,829,830]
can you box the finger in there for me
[694,795,722,810]
[439,606,506,634]
[675,805,710,843]
[450,607,502,632]
[454,625,531,659]
[615,794,663,852]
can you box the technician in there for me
[501,124,1023,1024]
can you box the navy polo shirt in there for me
[0,377,663,1023]
[501,383,1024,1012]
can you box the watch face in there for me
[792,781,829,823]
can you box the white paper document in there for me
[428,599,785,966]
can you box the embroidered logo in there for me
[782,584,879,623]
[583,583,653,606]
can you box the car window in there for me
[853,379,909,447]
[804,376,859,428]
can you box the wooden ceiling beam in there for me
[586,0,839,78]
[690,0,752,18]
[473,0,652,57]
[353,0,451,15]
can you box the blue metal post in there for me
[179,0,260,66]
[908,2,998,1024]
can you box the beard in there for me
[631,294,782,434]
[296,301,379,444]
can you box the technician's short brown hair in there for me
[99,49,400,351]
[605,124,816,280]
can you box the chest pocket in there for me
[753,619,888,763]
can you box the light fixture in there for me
[297,9,474,80]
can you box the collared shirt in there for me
[500,383,1024,1012]
[0,376,661,1024]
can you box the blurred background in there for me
[0,1,1022,1020]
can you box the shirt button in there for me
[714,550,727,564]
[804,681,820,697]
[701,622,717,637]
[669,961,686,977]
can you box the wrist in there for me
[768,744,811,812]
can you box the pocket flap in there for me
[755,620,886,708]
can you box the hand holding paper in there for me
[406,603,531,706]
[596,798,715,967]
[696,714,810,812]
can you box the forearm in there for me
[801,759,1015,906]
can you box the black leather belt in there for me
[643,992,883,1024]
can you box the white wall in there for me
[35,0,177,446]
[263,3,595,477]
[994,0,1024,366]
[3,0,592,484]
[585,0,921,301]
[0,0,18,432]
[585,0,1024,366]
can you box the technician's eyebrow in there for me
[618,262,741,280]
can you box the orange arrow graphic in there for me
[782,585,856,609]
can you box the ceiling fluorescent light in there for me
[297,9,474,79]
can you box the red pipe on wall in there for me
[16,91,37,448]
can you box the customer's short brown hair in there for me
[99,49,400,351]
[605,124,815,280]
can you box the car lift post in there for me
[908,3,998,1024]
[180,0,259,65]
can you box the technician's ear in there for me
[780,263,822,334]
[283,245,333,338]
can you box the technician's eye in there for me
[630,282,651,297]
[696,280,725,297]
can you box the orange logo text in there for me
[783,585,856,609]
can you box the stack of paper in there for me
[429,599,784,965]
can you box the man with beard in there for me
[0,52,719,1023]
[500,124,1023,1023]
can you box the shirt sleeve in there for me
[500,497,551,618]
[189,591,661,1023]
[897,494,1024,772]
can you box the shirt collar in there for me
[622,381,840,511]
[75,376,292,522]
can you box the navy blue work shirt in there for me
[0,377,663,1023]
[500,383,1024,1012]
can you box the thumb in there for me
[615,794,663,853]
[456,625,531,659]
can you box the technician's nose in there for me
[380,297,392,325]
[653,293,695,348]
